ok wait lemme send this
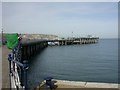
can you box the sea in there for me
[27,39,118,88]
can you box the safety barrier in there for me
[8,42,29,90]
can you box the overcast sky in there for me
[2,2,118,38]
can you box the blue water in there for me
[27,39,118,88]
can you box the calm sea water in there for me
[27,39,118,88]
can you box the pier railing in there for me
[8,42,29,90]
[7,40,48,90]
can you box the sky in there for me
[2,2,118,38]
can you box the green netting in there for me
[6,33,19,49]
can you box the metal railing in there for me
[8,42,29,90]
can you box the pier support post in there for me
[23,60,29,90]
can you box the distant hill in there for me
[2,33,59,41]
[21,34,59,40]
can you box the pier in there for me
[48,37,99,45]
[21,40,48,60]
[20,37,99,60]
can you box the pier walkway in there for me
[2,45,10,89]
[0,47,2,89]
[35,79,118,90]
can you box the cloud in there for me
[2,0,119,2]
[2,2,118,38]
[0,2,2,29]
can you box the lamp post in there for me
[72,32,73,39]
[2,27,3,44]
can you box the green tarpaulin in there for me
[6,33,19,49]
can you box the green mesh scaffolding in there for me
[6,33,19,49]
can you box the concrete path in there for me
[35,79,119,90]
[56,79,118,88]
[0,46,2,90]
[2,45,10,89]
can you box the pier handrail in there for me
[8,41,29,90]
